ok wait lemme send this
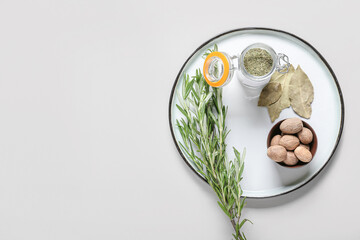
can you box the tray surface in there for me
[169,28,344,198]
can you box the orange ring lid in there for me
[203,52,230,87]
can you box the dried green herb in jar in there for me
[243,48,273,76]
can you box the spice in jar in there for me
[243,48,273,76]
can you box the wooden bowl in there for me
[267,119,318,168]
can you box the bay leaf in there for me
[267,102,282,122]
[268,69,284,84]
[288,65,314,118]
[279,64,295,107]
[258,82,282,106]
[267,65,295,122]
[269,70,282,83]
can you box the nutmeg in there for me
[294,146,312,163]
[297,127,313,144]
[279,135,300,150]
[267,145,287,162]
[283,151,299,166]
[270,135,281,146]
[279,118,303,134]
[299,143,310,150]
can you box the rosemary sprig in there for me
[176,46,251,240]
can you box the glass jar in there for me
[203,43,290,98]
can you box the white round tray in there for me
[169,28,344,198]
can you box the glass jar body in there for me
[237,43,278,89]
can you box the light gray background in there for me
[0,0,357,239]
